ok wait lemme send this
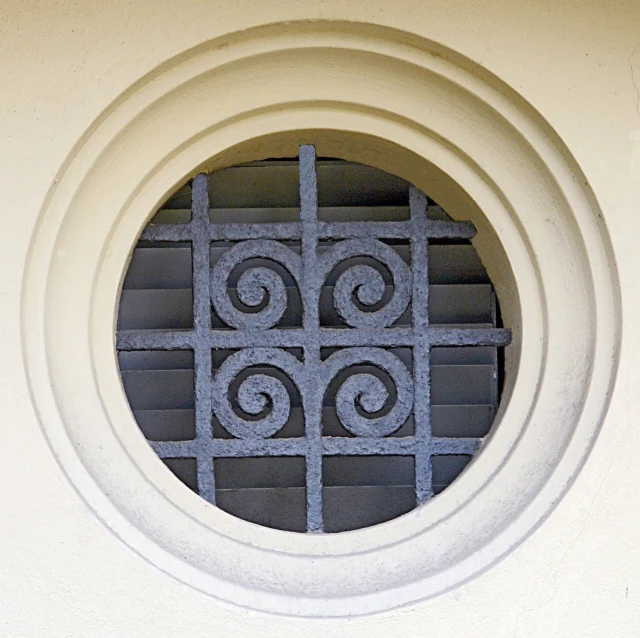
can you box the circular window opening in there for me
[116,145,511,533]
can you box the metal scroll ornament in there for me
[116,144,512,532]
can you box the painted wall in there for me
[1,0,639,635]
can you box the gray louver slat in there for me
[118,284,495,330]
[134,404,496,442]
[123,242,489,289]
[121,364,497,410]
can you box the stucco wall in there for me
[1,1,639,635]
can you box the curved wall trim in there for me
[22,21,619,616]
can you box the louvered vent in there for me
[117,148,509,533]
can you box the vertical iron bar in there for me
[191,174,216,503]
[410,187,434,503]
[299,145,324,532]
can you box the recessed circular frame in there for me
[22,22,620,617]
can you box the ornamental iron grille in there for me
[116,145,512,533]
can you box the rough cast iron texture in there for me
[117,145,512,532]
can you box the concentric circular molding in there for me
[22,22,619,616]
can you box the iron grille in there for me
[116,145,511,533]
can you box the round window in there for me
[116,145,511,533]
[24,23,618,615]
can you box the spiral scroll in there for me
[319,239,411,328]
[211,348,305,439]
[320,348,413,437]
[210,240,302,330]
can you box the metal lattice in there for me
[116,145,512,533]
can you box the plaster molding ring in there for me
[22,21,620,617]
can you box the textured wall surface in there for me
[1,1,639,635]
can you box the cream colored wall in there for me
[1,1,639,635]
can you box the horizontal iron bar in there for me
[428,328,512,347]
[213,439,309,456]
[137,219,477,243]
[151,436,483,458]
[116,331,195,350]
[319,328,415,347]
[140,224,191,241]
[152,439,306,457]
[117,327,511,350]
[426,220,476,239]
[317,221,412,239]
[318,220,476,240]
[210,223,302,241]
[432,437,483,455]
[152,439,212,457]
[322,437,416,455]
[140,222,303,242]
